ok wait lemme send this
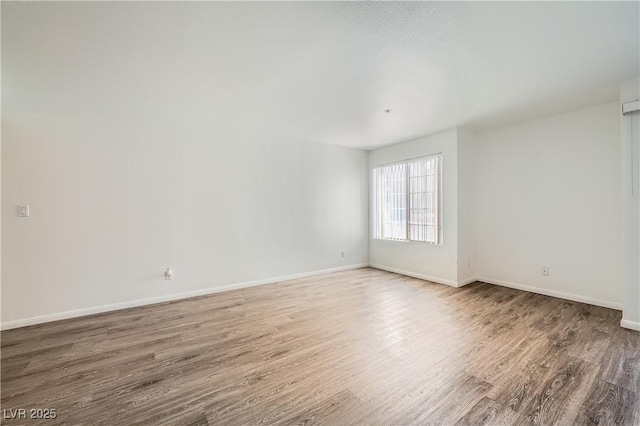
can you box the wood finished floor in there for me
[1,268,639,425]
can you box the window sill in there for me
[372,238,442,246]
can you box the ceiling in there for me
[3,1,639,149]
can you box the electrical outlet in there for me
[341,251,346,258]
[164,268,173,280]
[541,266,549,276]
[17,205,30,217]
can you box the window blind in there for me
[373,154,441,244]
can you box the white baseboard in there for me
[368,264,459,287]
[620,319,640,331]
[457,277,478,287]
[477,276,622,311]
[0,263,368,331]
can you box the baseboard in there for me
[477,276,622,311]
[620,319,640,331]
[368,264,459,287]
[0,263,368,331]
[457,277,478,287]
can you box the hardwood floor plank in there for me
[600,327,640,394]
[411,373,493,425]
[516,355,601,425]
[575,379,639,425]
[455,396,518,426]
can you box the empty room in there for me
[2,1,639,425]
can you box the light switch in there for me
[17,205,30,217]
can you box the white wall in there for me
[620,77,640,330]
[457,129,477,284]
[475,102,622,308]
[1,113,368,328]
[368,129,459,286]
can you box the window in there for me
[372,154,442,244]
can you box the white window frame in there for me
[372,153,443,244]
